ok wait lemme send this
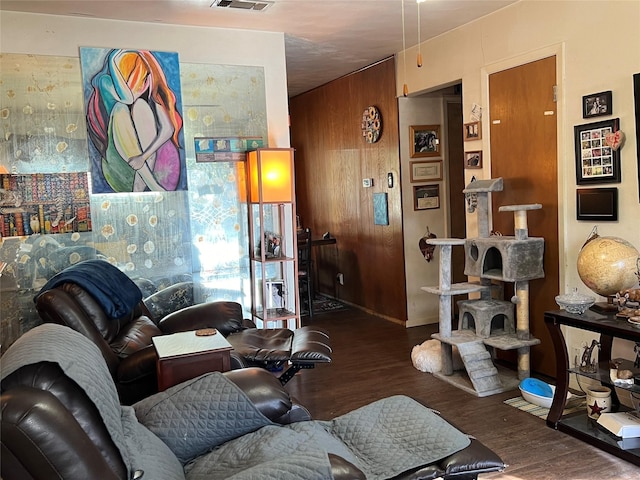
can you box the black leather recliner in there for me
[34,259,332,404]
[1,324,507,480]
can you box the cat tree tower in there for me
[422,178,544,397]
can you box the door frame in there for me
[479,44,567,288]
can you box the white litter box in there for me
[519,378,572,409]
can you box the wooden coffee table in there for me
[152,330,233,391]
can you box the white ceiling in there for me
[0,0,518,97]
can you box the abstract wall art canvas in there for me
[80,47,187,193]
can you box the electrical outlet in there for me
[337,273,344,285]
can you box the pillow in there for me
[133,372,272,464]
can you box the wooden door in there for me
[446,100,466,322]
[489,56,559,377]
[447,100,466,282]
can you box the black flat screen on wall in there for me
[576,187,618,221]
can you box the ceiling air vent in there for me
[211,0,273,11]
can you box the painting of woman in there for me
[82,48,186,193]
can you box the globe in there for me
[577,235,639,298]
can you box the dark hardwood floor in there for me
[288,307,640,479]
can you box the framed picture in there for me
[410,125,440,158]
[413,184,440,210]
[266,280,285,309]
[574,118,621,185]
[464,151,483,169]
[257,231,282,258]
[409,160,443,182]
[463,121,482,141]
[582,90,612,118]
[576,187,618,221]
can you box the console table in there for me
[152,330,232,391]
[545,309,640,465]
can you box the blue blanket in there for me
[34,260,142,318]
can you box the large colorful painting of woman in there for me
[80,47,187,193]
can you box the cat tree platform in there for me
[420,178,544,397]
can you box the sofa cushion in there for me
[158,301,246,336]
[226,328,294,363]
[134,372,273,464]
[110,316,162,357]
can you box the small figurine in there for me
[634,342,640,369]
[580,339,600,373]
[30,214,41,234]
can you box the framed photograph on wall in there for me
[413,184,440,210]
[574,118,621,185]
[583,90,612,118]
[464,151,483,169]
[463,121,482,141]
[410,125,440,158]
[409,160,443,182]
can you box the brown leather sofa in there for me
[1,324,506,480]
[34,259,332,404]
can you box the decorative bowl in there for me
[555,289,596,315]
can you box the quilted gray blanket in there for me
[136,373,471,480]
[3,325,471,480]
[181,394,471,480]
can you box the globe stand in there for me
[590,296,618,314]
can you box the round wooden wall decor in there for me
[361,106,382,143]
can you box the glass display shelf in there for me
[545,309,640,466]
[569,359,640,394]
[557,408,640,465]
[250,254,295,263]
[254,308,297,322]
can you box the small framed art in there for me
[413,184,440,210]
[583,91,612,118]
[410,125,440,158]
[257,231,282,258]
[409,160,443,182]
[574,118,621,185]
[464,151,482,169]
[463,121,482,141]
[266,280,285,309]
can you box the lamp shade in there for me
[247,148,294,203]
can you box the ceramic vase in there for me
[586,386,611,419]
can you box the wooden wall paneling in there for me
[290,58,407,322]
